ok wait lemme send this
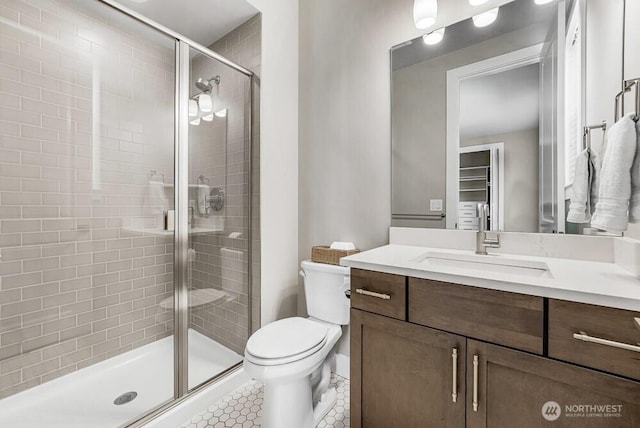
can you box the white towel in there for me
[590,146,603,214]
[591,114,637,233]
[629,119,640,222]
[143,180,169,223]
[567,148,593,223]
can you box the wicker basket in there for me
[311,246,359,265]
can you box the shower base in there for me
[0,329,243,428]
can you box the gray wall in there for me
[462,128,540,232]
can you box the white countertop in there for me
[341,244,640,312]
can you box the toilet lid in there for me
[246,317,328,360]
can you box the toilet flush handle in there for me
[299,270,305,279]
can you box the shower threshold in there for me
[0,329,242,428]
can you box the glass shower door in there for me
[182,47,252,390]
[0,1,176,426]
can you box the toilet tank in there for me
[301,260,350,325]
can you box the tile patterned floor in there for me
[180,374,350,428]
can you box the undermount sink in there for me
[413,251,552,278]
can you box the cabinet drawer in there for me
[409,278,544,354]
[458,217,479,226]
[458,202,478,210]
[548,299,640,380]
[458,209,477,218]
[351,269,406,320]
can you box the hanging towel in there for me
[591,114,637,233]
[143,180,169,223]
[590,146,604,214]
[567,148,593,223]
[629,119,640,222]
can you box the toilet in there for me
[243,260,350,428]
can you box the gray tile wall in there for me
[0,0,175,398]
[187,15,261,354]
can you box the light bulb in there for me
[413,0,438,29]
[423,27,445,45]
[202,114,214,122]
[468,0,488,5]
[472,7,499,27]
[215,109,227,118]
[190,118,200,126]
[198,93,212,113]
[188,99,198,117]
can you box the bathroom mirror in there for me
[391,0,626,234]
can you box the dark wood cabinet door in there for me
[351,308,466,428]
[467,339,640,428]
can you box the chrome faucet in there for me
[475,203,500,255]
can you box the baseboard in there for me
[334,353,350,379]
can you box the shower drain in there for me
[113,391,138,405]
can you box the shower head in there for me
[195,78,212,92]
[194,75,221,93]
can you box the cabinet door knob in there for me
[472,355,479,412]
[355,288,391,300]
[451,348,458,403]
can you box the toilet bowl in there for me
[243,261,350,428]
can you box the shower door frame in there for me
[95,1,255,425]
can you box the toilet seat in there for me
[245,317,329,366]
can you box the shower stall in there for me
[0,0,257,426]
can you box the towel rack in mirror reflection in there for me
[614,78,640,122]
[582,121,607,150]
[392,213,446,220]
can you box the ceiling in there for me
[460,63,540,140]
[120,0,259,46]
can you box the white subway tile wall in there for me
[0,0,176,398]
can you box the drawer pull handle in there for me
[451,348,458,403]
[634,318,640,334]
[355,289,391,300]
[472,355,479,412]
[572,331,640,353]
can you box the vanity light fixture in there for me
[468,0,489,5]
[472,7,499,27]
[423,27,445,45]
[202,113,214,122]
[188,99,198,118]
[413,0,438,29]
[214,109,227,118]
[534,0,555,4]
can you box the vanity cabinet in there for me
[467,339,640,428]
[351,308,466,428]
[350,268,640,427]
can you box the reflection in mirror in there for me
[391,0,626,235]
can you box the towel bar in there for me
[582,121,607,150]
[615,78,640,122]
